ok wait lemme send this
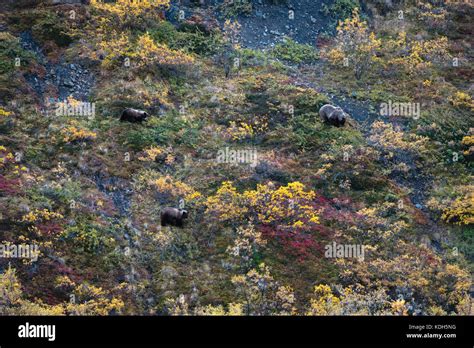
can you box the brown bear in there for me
[160,207,188,227]
[120,108,149,123]
[319,104,348,127]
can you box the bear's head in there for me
[140,111,149,121]
[332,108,347,127]
[180,210,188,219]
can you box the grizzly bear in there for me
[319,104,347,127]
[160,207,188,227]
[120,108,149,123]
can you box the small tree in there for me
[326,8,381,79]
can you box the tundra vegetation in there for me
[0,0,472,316]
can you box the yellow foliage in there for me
[205,181,249,221]
[390,299,408,315]
[306,284,342,315]
[227,221,267,264]
[138,146,164,162]
[442,188,474,225]
[385,33,450,75]
[91,0,170,18]
[227,121,255,140]
[60,121,97,143]
[98,31,194,70]
[369,121,429,154]
[450,91,474,110]
[423,79,432,87]
[244,181,319,225]
[65,283,124,315]
[231,263,296,315]
[327,8,381,77]
[97,31,131,67]
[325,47,345,66]
[136,32,194,67]
[205,181,320,226]
[22,209,64,223]
[462,135,474,147]
[0,267,64,315]
[152,175,202,202]
[0,107,11,118]
[223,19,241,50]
[194,303,243,316]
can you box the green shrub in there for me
[62,221,114,253]
[219,0,253,18]
[271,38,318,64]
[321,0,360,22]
[0,32,35,74]
[123,127,162,151]
[292,90,329,115]
[149,21,223,56]
[31,11,73,47]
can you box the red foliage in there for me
[0,174,19,195]
[36,220,63,236]
[318,196,362,225]
[257,193,362,262]
[260,224,330,262]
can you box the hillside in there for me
[0,0,473,315]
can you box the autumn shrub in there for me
[63,280,125,315]
[0,267,64,315]
[369,121,429,157]
[461,134,474,161]
[60,120,97,144]
[21,208,64,237]
[382,32,451,77]
[151,175,202,205]
[449,91,474,110]
[227,221,267,271]
[90,0,170,32]
[337,237,472,314]
[97,31,195,74]
[324,8,451,80]
[441,187,474,225]
[324,8,382,79]
[205,181,249,223]
[417,0,448,32]
[231,263,296,315]
[259,224,324,262]
[205,181,321,227]
[0,174,20,196]
[306,284,409,315]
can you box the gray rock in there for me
[63,79,74,87]
[19,204,30,213]
[161,265,178,279]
